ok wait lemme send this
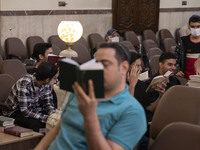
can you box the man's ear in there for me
[159,62,163,69]
[120,61,130,76]
[39,54,44,60]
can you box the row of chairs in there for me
[147,85,200,150]
[0,28,180,78]
[0,36,92,65]
[0,28,179,59]
[0,73,200,150]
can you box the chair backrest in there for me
[52,45,61,55]
[143,29,158,44]
[176,76,188,85]
[26,36,45,58]
[158,29,173,50]
[163,38,177,53]
[0,59,27,82]
[143,39,158,54]
[120,40,138,53]
[71,43,92,64]
[149,85,200,147]
[149,122,200,150]
[48,35,67,50]
[0,74,15,103]
[88,33,105,50]
[149,55,160,76]
[0,44,5,60]
[147,47,162,59]
[124,31,140,52]
[76,36,89,50]
[5,37,28,61]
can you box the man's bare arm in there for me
[34,119,62,150]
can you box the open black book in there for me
[59,58,104,98]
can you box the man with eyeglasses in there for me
[176,15,200,79]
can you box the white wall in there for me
[1,0,200,10]
[160,0,200,8]
[0,0,111,10]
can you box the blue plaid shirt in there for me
[3,74,55,123]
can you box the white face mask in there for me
[190,28,200,37]
[110,36,119,43]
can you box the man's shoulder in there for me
[181,35,190,43]
[121,91,145,112]
[18,74,34,85]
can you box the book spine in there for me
[5,130,20,137]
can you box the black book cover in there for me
[59,58,104,98]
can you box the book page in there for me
[164,70,172,77]
[146,71,172,92]
[189,75,200,82]
[60,58,79,66]
[79,59,104,70]
[138,71,149,81]
[48,54,57,57]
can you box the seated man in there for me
[28,43,53,74]
[91,29,120,57]
[145,52,180,116]
[105,28,120,43]
[30,43,58,108]
[127,52,165,123]
[3,61,58,132]
[35,43,147,150]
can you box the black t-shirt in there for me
[145,72,181,102]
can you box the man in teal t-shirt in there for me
[35,42,147,150]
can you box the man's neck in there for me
[104,82,126,99]
[158,70,164,75]
[190,35,200,42]
[36,80,45,86]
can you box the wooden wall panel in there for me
[112,0,160,34]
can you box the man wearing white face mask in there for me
[105,28,120,43]
[176,15,200,79]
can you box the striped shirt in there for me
[3,74,55,123]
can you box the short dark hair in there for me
[189,15,200,24]
[130,52,141,64]
[159,52,176,63]
[35,61,57,81]
[32,43,52,62]
[98,42,131,64]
